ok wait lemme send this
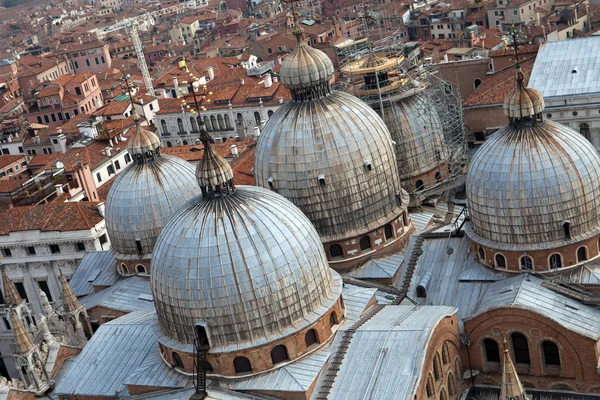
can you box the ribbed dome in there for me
[504,86,545,119]
[105,155,200,257]
[151,185,342,352]
[255,90,405,242]
[380,92,448,181]
[280,28,334,91]
[466,119,600,248]
[195,131,233,189]
[127,120,161,156]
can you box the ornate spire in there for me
[10,312,34,354]
[195,127,234,198]
[2,267,23,308]
[500,337,528,400]
[59,273,81,314]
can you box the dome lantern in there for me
[503,64,545,124]
[127,110,162,164]
[195,128,235,198]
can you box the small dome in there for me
[151,186,342,352]
[195,137,233,189]
[255,91,404,242]
[105,155,200,257]
[466,119,600,247]
[503,86,545,119]
[280,28,334,91]
[127,121,161,156]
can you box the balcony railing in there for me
[10,175,69,207]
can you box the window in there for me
[484,338,500,362]
[330,244,343,259]
[447,372,457,396]
[416,179,424,190]
[384,224,394,240]
[549,253,562,269]
[542,341,560,366]
[234,357,252,373]
[577,246,588,262]
[190,116,199,132]
[270,345,289,365]
[426,374,434,397]
[95,57,99,64]
[305,329,318,347]
[125,154,132,163]
[442,342,450,364]
[3,318,10,330]
[14,282,28,302]
[563,221,571,239]
[440,388,448,400]
[359,236,371,250]
[2,249,12,258]
[50,244,61,254]
[330,312,338,327]
[107,165,115,175]
[76,242,86,252]
[172,352,184,368]
[177,118,185,134]
[75,87,82,96]
[26,246,36,255]
[96,172,102,182]
[99,234,108,246]
[136,240,143,254]
[433,354,442,380]
[435,172,442,182]
[514,9,518,14]
[85,59,90,67]
[122,264,129,274]
[580,123,590,141]
[74,61,79,69]
[254,112,261,126]
[136,265,146,274]
[520,256,533,270]
[495,254,506,268]
[115,160,121,170]
[511,333,530,364]
[37,280,53,302]
[478,246,485,260]
[474,78,482,89]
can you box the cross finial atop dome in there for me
[195,126,234,198]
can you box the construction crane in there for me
[101,0,209,96]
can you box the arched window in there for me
[224,114,232,129]
[217,115,225,130]
[204,116,212,131]
[435,172,442,182]
[359,236,371,250]
[478,246,485,261]
[270,345,289,365]
[121,263,129,275]
[495,254,506,268]
[172,352,184,369]
[195,324,210,348]
[166,141,173,147]
[511,333,530,364]
[177,118,185,134]
[484,338,500,362]
[549,253,562,269]
[577,246,588,262]
[236,112,243,125]
[210,115,217,131]
[474,78,482,89]
[329,312,338,327]
[254,112,261,126]
[416,179,424,190]
[182,140,188,145]
[330,244,343,259]
[190,116,199,132]
[520,256,533,270]
[136,265,146,274]
[305,329,318,347]
[160,119,168,134]
[433,353,442,380]
[442,342,450,365]
[426,374,435,397]
[268,110,274,118]
[233,356,252,373]
[542,341,560,366]
[440,388,449,400]
[563,221,571,239]
[447,372,457,396]
[384,224,394,240]
[580,123,590,141]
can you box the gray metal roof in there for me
[529,37,600,98]
[105,154,200,258]
[69,251,118,297]
[255,89,407,243]
[471,275,600,340]
[346,251,405,280]
[151,185,343,353]
[124,345,190,389]
[329,305,456,400]
[466,119,600,249]
[80,275,154,313]
[54,309,158,397]
[340,284,378,324]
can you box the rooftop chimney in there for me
[206,66,215,80]
[264,73,273,88]
[97,202,105,217]
[230,144,238,157]
[240,79,245,85]
[55,184,64,195]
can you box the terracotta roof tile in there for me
[229,143,255,186]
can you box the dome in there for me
[255,90,404,241]
[127,122,161,156]
[280,27,334,91]
[151,185,342,352]
[379,92,448,181]
[466,119,600,248]
[195,132,233,189]
[503,86,545,119]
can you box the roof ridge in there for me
[75,202,94,229]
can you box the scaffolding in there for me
[333,10,468,202]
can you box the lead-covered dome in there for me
[105,120,200,259]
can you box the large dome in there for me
[466,119,600,247]
[105,120,200,259]
[151,185,341,352]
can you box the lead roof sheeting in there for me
[69,251,118,297]
[53,309,158,397]
[346,251,405,279]
[529,37,600,98]
[124,346,190,389]
[225,349,330,392]
[330,306,456,400]
[473,275,600,340]
[80,275,154,313]
[341,284,378,324]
